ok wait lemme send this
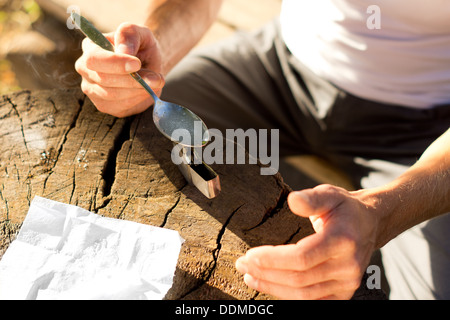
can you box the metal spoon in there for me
[71,12,209,148]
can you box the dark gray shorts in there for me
[162,20,450,299]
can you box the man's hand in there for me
[236,185,379,300]
[75,23,165,118]
[75,0,223,117]
[236,129,450,300]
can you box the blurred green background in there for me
[0,0,82,96]
[0,0,41,94]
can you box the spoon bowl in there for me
[153,100,210,147]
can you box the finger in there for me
[81,78,148,102]
[243,274,357,300]
[114,23,157,56]
[76,59,164,90]
[86,90,153,118]
[80,71,163,100]
[102,97,154,118]
[288,185,350,233]
[237,233,332,272]
[237,259,356,289]
[84,49,141,74]
[288,185,347,218]
[89,71,163,89]
[81,36,141,74]
[79,70,143,89]
[239,265,325,289]
[76,57,140,89]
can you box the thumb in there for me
[140,70,165,91]
[288,185,347,230]
[288,191,316,218]
[114,23,142,56]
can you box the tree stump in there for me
[0,88,385,300]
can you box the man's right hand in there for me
[75,23,165,118]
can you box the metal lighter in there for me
[173,144,221,199]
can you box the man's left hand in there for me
[235,185,379,300]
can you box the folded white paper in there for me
[0,196,184,300]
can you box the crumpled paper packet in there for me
[0,196,184,300]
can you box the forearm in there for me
[145,0,223,74]
[360,129,450,248]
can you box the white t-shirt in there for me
[280,0,450,109]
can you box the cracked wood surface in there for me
[0,89,383,300]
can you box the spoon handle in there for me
[129,72,160,102]
[71,12,160,102]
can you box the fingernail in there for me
[292,191,310,204]
[125,60,140,73]
[235,257,248,274]
[243,273,258,289]
[144,72,164,88]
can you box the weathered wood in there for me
[0,89,385,300]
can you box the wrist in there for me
[353,183,404,249]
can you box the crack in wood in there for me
[6,97,30,156]
[283,225,303,245]
[42,96,85,193]
[100,117,133,199]
[214,204,245,261]
[179,204,245,299]
[0,186,10,221]
[160,194,182,228]
[244,187,289,232]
